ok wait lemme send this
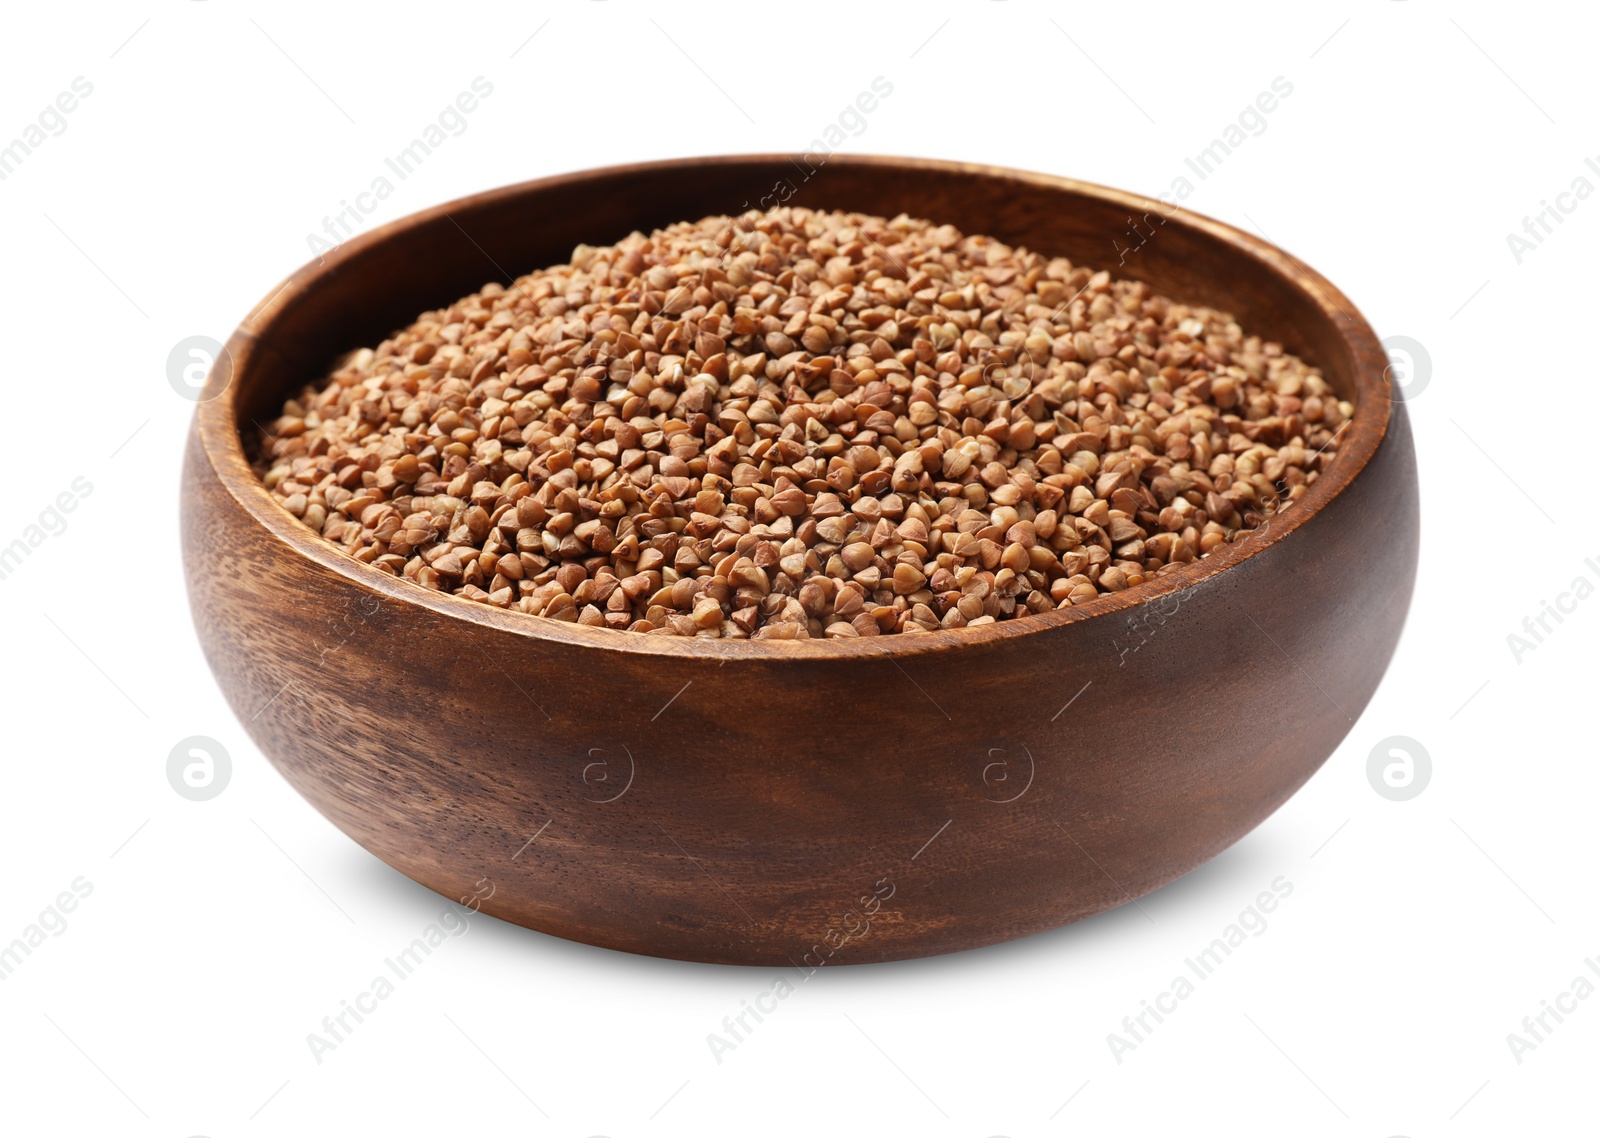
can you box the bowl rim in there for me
[196,153,1395,662]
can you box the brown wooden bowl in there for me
[182,155,1418,966]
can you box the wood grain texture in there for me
[181,156,1419,965]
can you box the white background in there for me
[1,1,1594,1134]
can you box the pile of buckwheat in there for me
[255,206,1349,639]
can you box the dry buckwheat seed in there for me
[255,207,1351,639]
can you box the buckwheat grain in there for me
[255,207,1349,639]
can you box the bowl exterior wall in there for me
[182,409,1415,966]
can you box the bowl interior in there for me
[207,155,1391,654]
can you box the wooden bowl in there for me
[182,156,1418,966]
